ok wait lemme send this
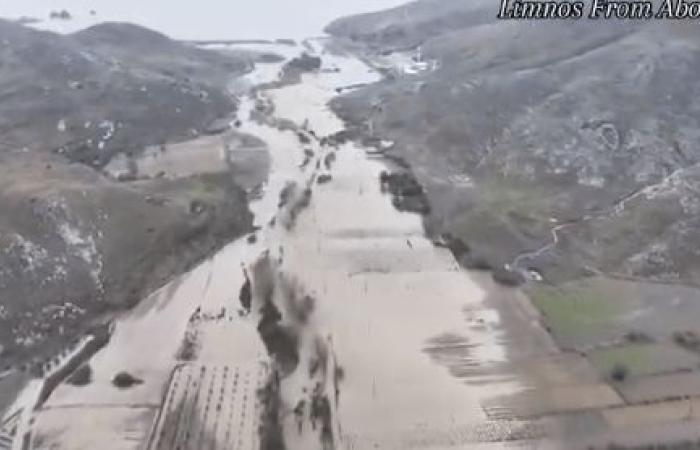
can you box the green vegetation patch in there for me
[589,344,654,380]
[447,177,556,264]
[589,344,700,381]
[477,175,553,220]
[453,178,552,238]
[532,279,627,348]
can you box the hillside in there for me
[325,0,493,50]
[0,21,261,375]
[327,3,700,286]
[0,20,252,166]
[325,2,700,446]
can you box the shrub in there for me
[673,331,700,350]
[610,363,628,382]
[286,53,322,72]
[112,371,143,389]
[176,331,198,361]
[317,174,332,185]
[442,233,470,258]
[624,331,653,344]
[492,267,526,287]
[66,364,92,386]
[460,253,493,271]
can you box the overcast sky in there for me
[0,0,408,40]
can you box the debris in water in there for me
[239,268,252,314]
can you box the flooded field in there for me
[257,47,527,448]
[147,364,267,450]
[5,39,531,450]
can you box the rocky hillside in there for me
[0,21,259,371]
[0,19,250,166]
[327,2,700,286]
[325,0,493,50]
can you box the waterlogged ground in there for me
[260,44,526,449]
[12,40,529,450]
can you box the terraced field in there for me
[148,363,267,450]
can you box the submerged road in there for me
[20,39,529,450]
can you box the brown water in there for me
[261,43,523,449]
[18,40,524,450]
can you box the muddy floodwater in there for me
[11,40,528,450]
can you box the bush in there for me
[323,152,336,169]
[112,371,143,389]
[610,363,628,382]
[460,253,493,271]
[624,331,653,344]
[317,174,333,185]
[66,364,92,386]
[673,331,700,350]
[176,331,198,361]
[30,361,45,378]
[283,187,313,230]
[286,53,322,72]
[278,182,296,208]
[442,233,470,258]
[492,267,526,287]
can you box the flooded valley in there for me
[3,39,533,450]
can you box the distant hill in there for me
[0,20,249,166]
[325,0,494,49]
[0,20,255,377]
